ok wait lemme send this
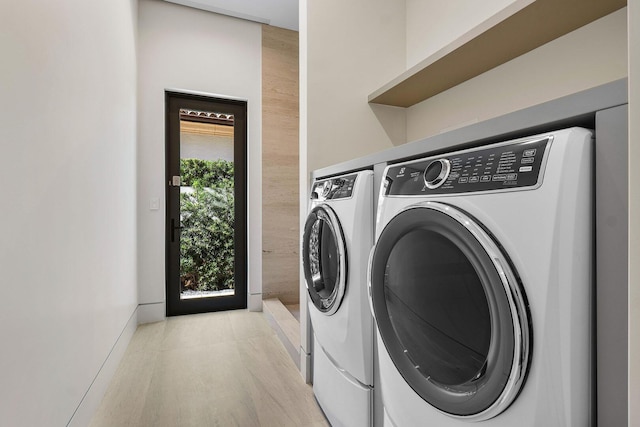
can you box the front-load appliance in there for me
[368,128,593,426]
[302,170,375,427]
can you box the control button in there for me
[519,166,533,173]
[459,177,468,183]
[493,175,507,181]
[423,159,451,189]
[506,173,518,180]
[425,161,442,181]
[523,149,537,157]
[521,157,535,164]
[469,176,480,183]
[480,175,491,182]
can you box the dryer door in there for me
[303,205,347,315]
[370,201,531,421]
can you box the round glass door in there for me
[302,205,347,315]
[370,202,530,420]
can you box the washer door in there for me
[303,205,347,315]
[370,202,531,421]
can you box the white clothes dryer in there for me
[368,128,593,426]
[302,170,375,427]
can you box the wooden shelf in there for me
[368,0,626,108]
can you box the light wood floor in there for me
[90,310,328,427]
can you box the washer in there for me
[302,170,375,426]
[368,128,593,426]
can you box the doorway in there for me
[165,91,247,316]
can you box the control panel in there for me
[311,174,358,200]
[384,136,551,196]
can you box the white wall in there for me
[406,7,628,142]
[405,0,524,69]
[628,0,639,425]
[0,0,138,425]
[306,0,406,172]
[137,0,262,320]
[181,134,234,162]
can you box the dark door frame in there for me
[165,90,248,316]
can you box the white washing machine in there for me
[368,128,593,426]
[302,170,375,427]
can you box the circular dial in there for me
[321,180,333,197]
[423,159,451,189]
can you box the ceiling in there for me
[162,0,299,31]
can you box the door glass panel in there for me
[179,109,235,300]
[384,228,491,386]
[308,214,338,297]
[318,220,338,297]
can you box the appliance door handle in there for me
[367,245,377,319]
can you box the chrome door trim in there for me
[366,245,376,320]
[303,204,347,316]
[369,201,531,421]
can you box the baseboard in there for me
[67,306,138,427]
[248,293,263,312]
[137,302,166,324]
[263,298,300,369]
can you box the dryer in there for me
[302,170,375,427]
[368,128,593,426]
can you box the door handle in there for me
[171,218,183,242]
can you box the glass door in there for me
[165,91,247,316]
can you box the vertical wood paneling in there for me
[262,25,300,305]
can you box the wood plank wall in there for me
[180,120,234,138]
[261,25,300,305]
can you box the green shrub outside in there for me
[180,158,234,292]
[181,158,233,188]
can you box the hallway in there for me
[90,310,328,426]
